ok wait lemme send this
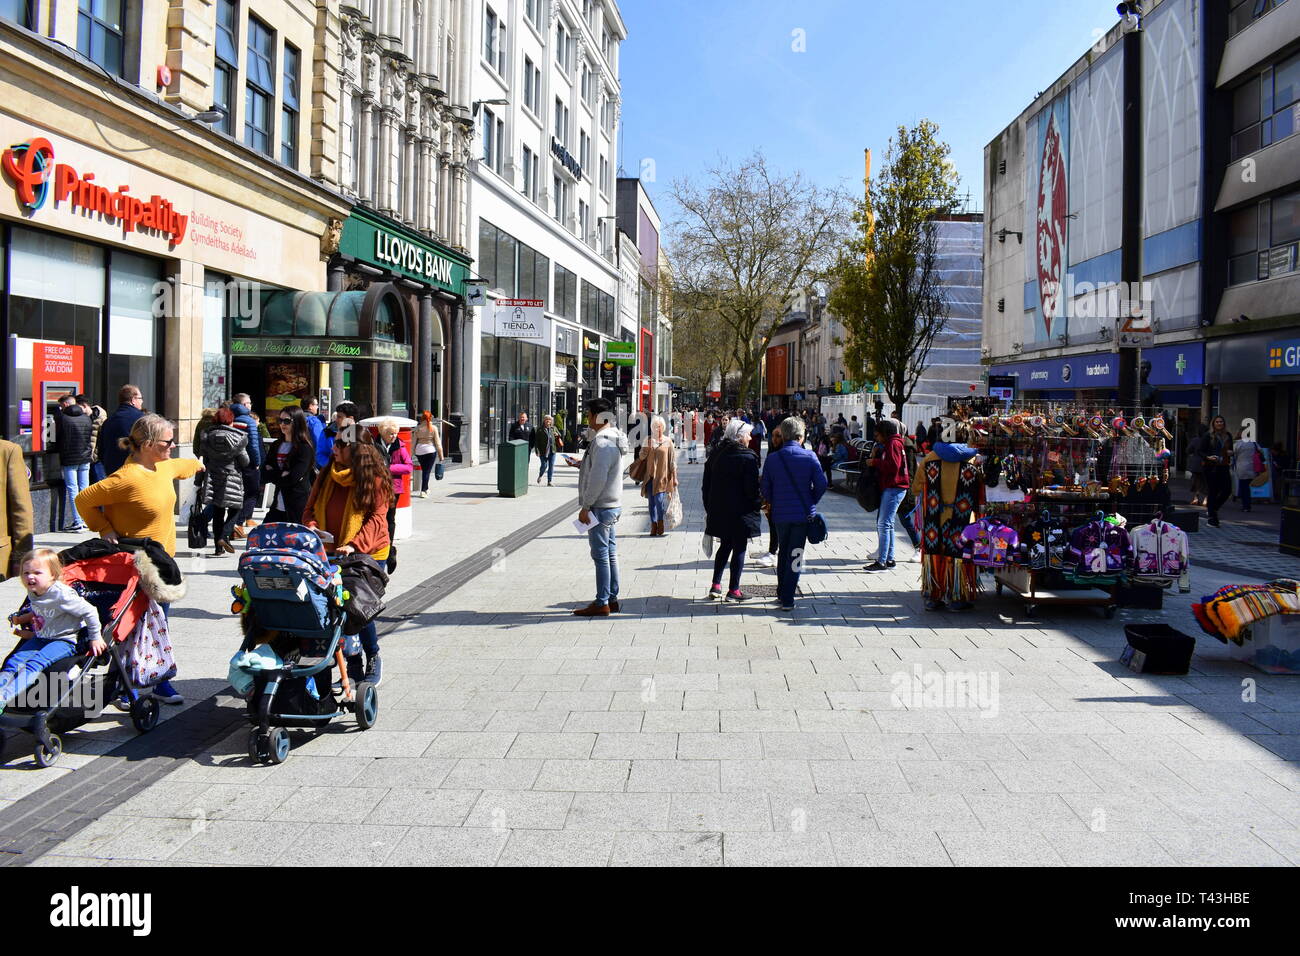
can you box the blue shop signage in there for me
[1268,339,1300,375]
[989,353,1118,390]
[1144,342,1204,386]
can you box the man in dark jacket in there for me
[229,393,265,535]
[508,412,534,445]
[54,395,93,531]
[97,384,145,476]
[760,416,827,612]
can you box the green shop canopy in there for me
[229,284,412,362]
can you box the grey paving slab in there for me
[565,792,671,830]
[829,830,953,866]
[463,790,575,830]
[721,831,836,867]
[937,831,1066,866]
[387,825,510,867]
[497,829,616,867]
[611,831,724,866]
[1149,829,1293,866]
[626,759,720,793]
[533,759,631,792]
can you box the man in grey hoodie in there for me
[575,397,629,617]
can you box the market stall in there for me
[939,403,1191,618]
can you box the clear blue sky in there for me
[617,0,1119,221]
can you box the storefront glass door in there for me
[480,380,505,461]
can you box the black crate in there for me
[1169,510,1199,534]
[1115,583,1164,609]
[1121,624,1195,675]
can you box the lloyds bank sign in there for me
[339,210,471,294]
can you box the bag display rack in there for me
[941,402,1188,618]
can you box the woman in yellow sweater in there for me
[76,414,202,703]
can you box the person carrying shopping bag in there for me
[413,411,444,498]
[637,415,678,536]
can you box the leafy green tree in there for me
[829,121,960,419]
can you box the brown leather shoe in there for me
[231,526,246,539]
[608,600,621,613]
[219,539,235,554]
[573,602,610,617]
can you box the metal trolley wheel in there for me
[34,733,62,768]
[354,682,379,731]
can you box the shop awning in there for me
[230,283,411,362]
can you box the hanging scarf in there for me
[920,457,982,602]
[313,466,390,562]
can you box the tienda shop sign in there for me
[1,138,188,246]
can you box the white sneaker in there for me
[757,553,777,568]
[909,551,921,563]
[419,490,428,498]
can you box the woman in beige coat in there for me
[638,415,678,536]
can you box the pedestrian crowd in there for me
[1,382,458,720]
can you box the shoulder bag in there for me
[777,451,828,545]
[628,444,649,483]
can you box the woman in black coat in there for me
[200,407,249,554]
[262,405,317,525]
[702,419,762,602]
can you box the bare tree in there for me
[669,153,847,405]
[829,121,960,419]
[671,299,733,403]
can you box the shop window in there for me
[554,264,576,320]
[7,228,106,451]
[108,252,159,397]
[281,44,300,167]
[202,276,230,409]
[1,0,33,28]
[480,332,499,379]
[214,0,238,136]
[244,15,275,156]
[78,0,126,78]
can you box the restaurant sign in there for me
[231,338,412,362]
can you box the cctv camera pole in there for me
[1117,17,1144,411]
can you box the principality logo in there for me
[2,134,187,245]
[1,138,55,209]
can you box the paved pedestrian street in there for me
[1,458,1296,867]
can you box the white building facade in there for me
[468,0,627,461]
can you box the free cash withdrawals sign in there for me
[493,299,548,342]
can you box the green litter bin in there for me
[498,439,529,497]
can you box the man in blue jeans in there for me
[760,417,827,612]
[574,397,629,617]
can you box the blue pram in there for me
[234,523,378,764]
